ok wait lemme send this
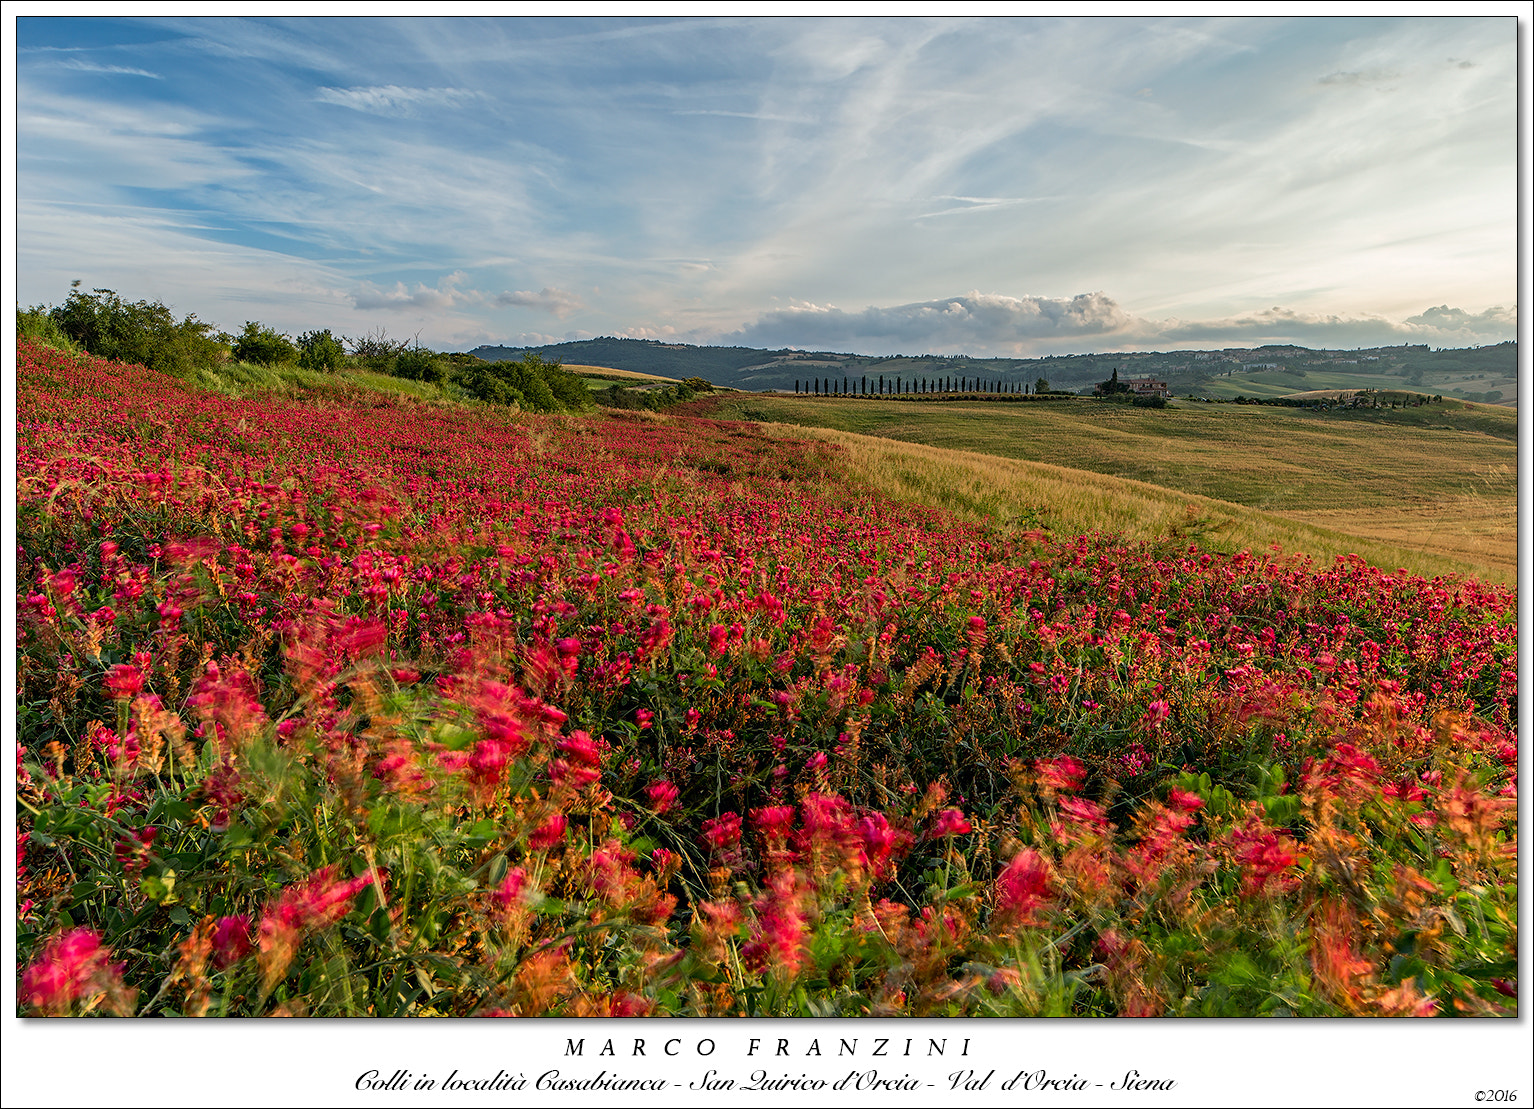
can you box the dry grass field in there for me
[702,395,1516,582]
[564,363,682,384]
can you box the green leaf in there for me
[222,825,254,850]
[140,871,177,903]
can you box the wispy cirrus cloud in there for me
[671,109,815,123]
[1317,68,1401,87]
[915,195,1051,219]
[49,59,163,78]
[14,17,1514,355]
[315,85,484,116]
[350,274,584,318]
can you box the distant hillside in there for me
[465,337,1518,403]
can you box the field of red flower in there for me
[15,340,1517,1016]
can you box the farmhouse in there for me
[1125,376,1170,398]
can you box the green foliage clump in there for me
[297,329,346,373]
[597,379,709,412]
[394,346,445,384]
[460,353,590,413]
[348,327,409,375]
[232,322,299,367]
[682,376,714,393]
[48,283,224,374]
[1132,394,1169,409]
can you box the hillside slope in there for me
[16,341,1516,1019]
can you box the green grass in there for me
[170,359,462,402]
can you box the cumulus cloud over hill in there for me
[719,292,1516,356]
[727,293,1137,353]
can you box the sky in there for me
[9,13,1524,357]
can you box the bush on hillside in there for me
[232,322,299,367]
[297,329,346,373]
[460,352,590,413]
[347,327,409,375]
[394,346,445,384]
[48,283,224,374]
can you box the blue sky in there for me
[11,14,1523,355]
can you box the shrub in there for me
[297,329,346,373]
[48,283,223,375]
[347,327,409,375]
[460,353,589,413]
[1132,394,1168,408]
[232,322,299,367]
[392,346,444,383]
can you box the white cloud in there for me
[724,292,1141,354]
[1403,304,1515,332]
[51,59,163,78]
[1317,68,1401,87]
[315,85,483,116]
[348,277,584,319]
[492,288,586,318]
[350,272,472,311]
[671,109,816,123]
[1161,304,1517,349]
[719,292,1517,356]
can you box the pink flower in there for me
[752,805,796,840]
[1168,787,1205,812]
[529,813,568,849]
[1037,755,1086,793]
[701,811,743,851]
[931,808,972,837]
[646,780,680,813]
[857,812,907,879]
[494,867,532,911]
[104,664,144,699]
[741,870,810,979]
[257,866,376,988]
[21,928,133,1015]
[1229,828,1299,896]
[1057,796,1109,829]
[995,849,1053,927]
[210,915,254,969]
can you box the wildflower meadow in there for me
[15,340,1517,1017]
